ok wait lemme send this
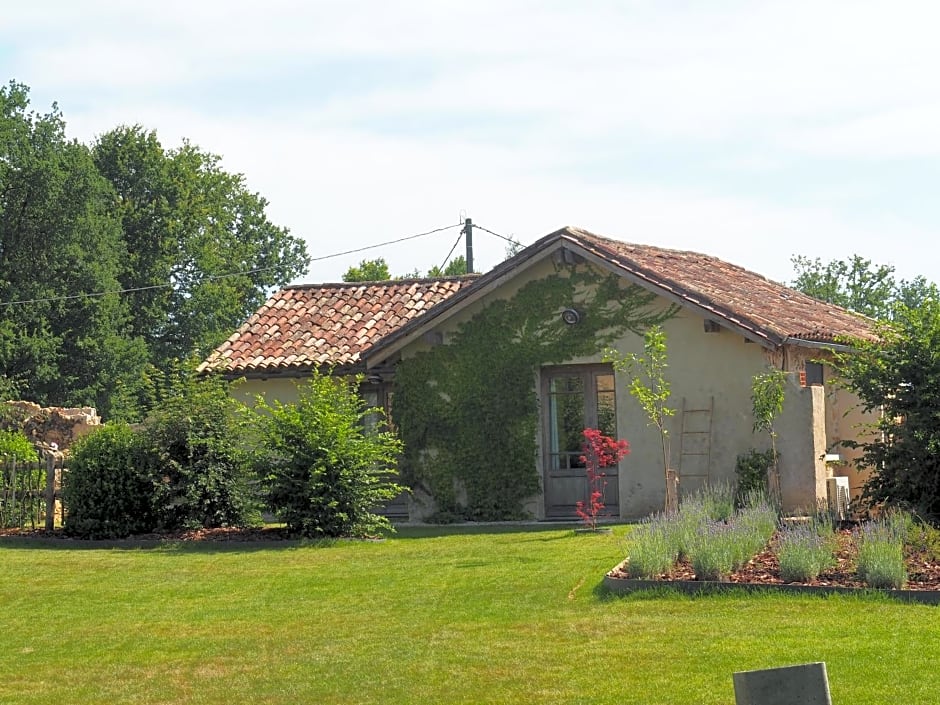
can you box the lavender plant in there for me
[626,514,679,579]
[856,519,907,590]
[776,523,836,582]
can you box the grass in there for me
[1,525,939,704]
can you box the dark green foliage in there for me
[255,371,405,537]
[394,266,675,520]
[143,374,261,531]
[734,449,775,505]
[63,374,261,538]
[0,81,149,416]
[833,289,940,521]
[92,125,309,419]
[63,423,156,539]
[1,85,309,421]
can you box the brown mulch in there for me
[609,528,940,592]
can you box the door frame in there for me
[539,364,619,520]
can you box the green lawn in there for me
[1,525,938,705]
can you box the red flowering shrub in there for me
[576,428,630,530]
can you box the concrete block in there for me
[732,661,831,705]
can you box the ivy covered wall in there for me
[392,261,675,521]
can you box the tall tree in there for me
[790,254,931,320]
[833,286,940,519]
[92,126,310,406]
[0,82,147,413]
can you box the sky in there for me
[3,1,939,288]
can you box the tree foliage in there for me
[254,371,405,537]
[791,254,932,320]
[343,255,469,282]
[92,125,309,412]
[342,258,392,282]
[0,85,309,420]
[833,287,940,520]
[0,81,149,412]
[426,255,468,278]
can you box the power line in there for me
[0,222,464,308]
[435,231,464,275]
[472,223,518,245]
[308,222,462,263]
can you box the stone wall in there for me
[1,401,102,454]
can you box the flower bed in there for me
[606,489,940,605]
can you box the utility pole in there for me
[463,217,474,273]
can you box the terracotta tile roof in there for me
[567,227,876,346]
[198,276,478,376]
[363,227,876,362]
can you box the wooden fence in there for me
[0,454,66,531]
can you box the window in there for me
[542,365,616,470]
[805,362,824,386]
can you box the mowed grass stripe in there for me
[1,527,938,704]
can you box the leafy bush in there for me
[832,290,940,520]
[63,423,156,539]
[734,449,775,505]
[255,372,405,538]
[64,374,261,538]
[144,375,261,531]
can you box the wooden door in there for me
[542,366,619,519]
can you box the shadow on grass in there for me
[388,522,629,540]
[0,533,350,553]
[0,522,630,552]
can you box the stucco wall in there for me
[775,381,828,511]
[603,308,771,517]
[229,376,305,407]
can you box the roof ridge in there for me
[284,273,482,290]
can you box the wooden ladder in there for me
[678,396,714,496]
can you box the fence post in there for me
[44,452,55,531]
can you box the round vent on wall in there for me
[561,308,581,325]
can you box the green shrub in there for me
[64,374,262,538]
[255,371,405,538]
[686,521,736,581]
[698,482,735,522]
[734,449,776,505]
[63,424,156,539]
[144,375,261,531]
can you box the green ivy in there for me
[394,266,676,521]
